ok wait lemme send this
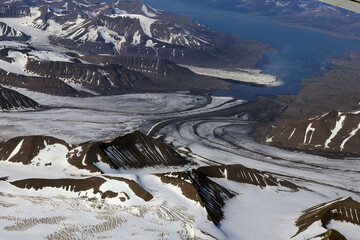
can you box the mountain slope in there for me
[253,52,360,156]
[293,197,360,239]
[0,131,188,173]
[179,0,360,40]
[0,86,42,111]
[0,0,270,68]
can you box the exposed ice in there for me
[182,65,281,86]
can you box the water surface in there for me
[143,0,360,100]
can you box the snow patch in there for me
[304,123,315,144]
[141,4,157,18]
[6,139,23,161]
[324,115,346,149]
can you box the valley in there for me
[0,0,359,239]
[1,89,359,239]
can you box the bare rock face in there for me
[84,55,194,78]
[156,171,234,226]
[196,164,299,190]
[0,86,42,111]
[293,196,360,239]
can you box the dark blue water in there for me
[142,0,360,100]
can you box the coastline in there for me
[250,52,360,156]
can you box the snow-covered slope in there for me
[0,0,274,96]
[0,131,188,173]
[293,196,360,240]
[0,90,359,239]
[0,0,269,68]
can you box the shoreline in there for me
[250,52,360,156]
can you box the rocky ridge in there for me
[0,85,41,111]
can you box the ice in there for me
[0,89,241,144]
[182,65,281,86]
[0,41,27,48]
[0,85,359,239]
[29,50,72,62]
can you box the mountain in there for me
[293,196,360,239]
[0,85,41,111]
[0,131,188,172]
[0,132,301,229]
[0,0,269,68]
[0,0,271,96]
[262,110,360,155]
[179,0,360,39]
[252,52,360,156]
